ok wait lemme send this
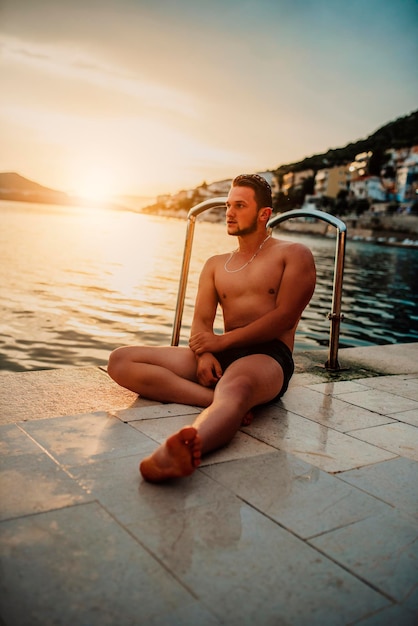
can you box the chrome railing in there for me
[268,208,347,370]
[171,199,347,371]
[171,198,228,347]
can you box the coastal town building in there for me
[349,175,386,202]
[280,169,314,195]
[314,165,350,198]
[395,146,418,202]
[273,146,418,210]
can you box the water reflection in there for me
[136,481,244,575]
[295,234,418,349]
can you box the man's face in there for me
[225,185,259,236]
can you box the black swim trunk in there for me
[214,338,294,402]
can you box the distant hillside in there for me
[276,109,418,174]
[0,172,70,204]
[0,172,143,210]
[0,172,63,194]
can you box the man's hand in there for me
[195,352,223,387]
[189,331,225,355]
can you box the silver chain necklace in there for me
[224,234,271,273]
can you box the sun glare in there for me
[77,186,112,203]
[72,169,116,204]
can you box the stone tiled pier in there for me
[1,343,417,625]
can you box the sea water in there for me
[1,200,417,372]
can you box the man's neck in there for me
[237,230,270,254]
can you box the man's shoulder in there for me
[206,251,231,264]
[202,252,230,272]
[271,237,313,256]
[270,238,315,272]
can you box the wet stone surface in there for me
[1,345,418,625]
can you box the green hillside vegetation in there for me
[272,109,418,216]
[275,109,418,175]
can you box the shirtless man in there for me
[107,174,316,482]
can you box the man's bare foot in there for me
[139,426,202,483]
[241,410,254,427]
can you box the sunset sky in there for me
[1,0,417,199]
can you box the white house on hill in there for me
[350,176,386,202]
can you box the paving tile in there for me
[242,406,397,472]
[0,423,43,456]
[200,431,277,466]
[405,585,418,615]
[337,342,418,375]
[387,407,418,427]
[202,452,393,539]
[131,415,276,466]
[0,367,139,424]
[350,422,418,461]
[338,457,418,518]
[279,387,396,432]
[125,493,389,625]
[131,413,201,443]
[71,454,234,525]
[310,508,418,604]
[115,402,201,422]
[353,603,418,625]
[19,412,155,467]
[0,502,213,626]
[355,375,418,401]
[0,424,89,521]
[336,388,418,415]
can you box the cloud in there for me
[0,35,197,118]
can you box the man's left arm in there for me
[189,244,316,354]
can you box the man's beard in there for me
[228,216,258,237]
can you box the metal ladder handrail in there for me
[268,208,347,370]
[171,197,228,347]
[171,200,347,371]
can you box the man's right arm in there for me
[190,257,219,336]
[190,258,223,387]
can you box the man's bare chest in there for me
[214,261,284,302]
